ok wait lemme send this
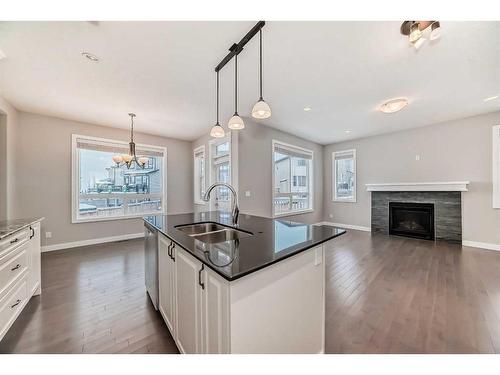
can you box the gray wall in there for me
[323,111,500,245]
[193,119,324,224]
[0,96,18,220]
[14,111,193,247]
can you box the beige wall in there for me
[14,111,193,247]
[193,120,324,224]
[0,96,18,220]
[323,111,500,245]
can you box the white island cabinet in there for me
[0,218,43,341]
[157,231,326,354]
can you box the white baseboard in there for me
[462,240,500,252]
[315,221,371,232]
[41,232,144,252]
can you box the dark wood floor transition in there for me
[2,230,500,353]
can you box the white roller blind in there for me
[76,136,164,157]
[274,143,313,159]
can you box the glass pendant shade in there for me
[210,123,225,138]
[228,114,245,130]
[251,99,271,119]
[122,154,133,163]
[409,22,422,43]
[112,155,123,164]
[138,156,149,166]
[430,21,441,40]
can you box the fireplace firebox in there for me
[389,202,435,240]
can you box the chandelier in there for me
[111,113,148,169]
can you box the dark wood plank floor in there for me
[0,239,178,354]
[2,230,500,353]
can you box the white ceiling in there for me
[0,21,499,144]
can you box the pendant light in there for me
[210,70,225,138]
[112,113,148,169]
[251,29,271,119]
[227,53,245,130]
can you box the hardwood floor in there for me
[2,230,500,353]
[0,239,178,354]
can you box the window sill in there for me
[194,200,207,206]
[333,198,357,203]
[72,211,165,224]
[273,209,314,219]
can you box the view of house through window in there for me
[273,141,313,216]
[193,146,206,204]
[209,135,231,211]
[73,135,166,222]
[333,149,356,202]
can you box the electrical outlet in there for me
[45,231,52,239]
[329,214,333,219]
[415,154,421,161]
[245,190,251,197]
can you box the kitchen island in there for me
[144,211,345,354]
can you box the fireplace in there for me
[389,202,435,240]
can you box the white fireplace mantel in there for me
[365,181,470,192]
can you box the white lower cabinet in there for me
[158,233,229,354]
[27,222,41,296]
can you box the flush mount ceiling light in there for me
[111,113,148,169]
[82,51,99,62]
[401,21,441,49]
[379,98,409,114]
[208,21,269,137]
[484,95,499,102]
[210,71,225,138]
[251,29,271,119]
[303,107,312,112]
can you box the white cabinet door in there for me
[158,236,176,335]
[202,266,230,354]
[175,247,203,354]
[27,222,41,296]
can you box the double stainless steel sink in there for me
[175,222,253,244]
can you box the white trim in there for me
[41,232,144,252]
[271,139,314,218]
[193,145,207,205]
[365,181,470,192]
[332,149,357,203]
[316,221,371,232]
[71,134,167,224]
[493,125,500,208]
[462,240,500,252]
[208,132,233,211]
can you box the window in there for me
[193,146,206,205]
[494,125,500,208]
[209,134,232,212]
[72,134,166,223]
[333,149,356,202]
[272,140,313,217]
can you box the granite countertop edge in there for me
[0,217,45,240]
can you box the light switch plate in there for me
[45,231,52,239]
[245,190,251,197]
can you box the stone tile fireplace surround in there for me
[367,182,469,243]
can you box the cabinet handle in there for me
[10,238,19,244]
[167,242,172,258]
[30,226,35,239]
[198,264,205,290]
[11,299,22,309]
[171,244,175,262]
[11,264,21,271]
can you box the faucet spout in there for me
[202,182,239,226]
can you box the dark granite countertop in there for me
[144,211,345,281]
[0,217,44,240]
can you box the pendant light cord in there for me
[130,114,134,142]
[259,29,263,100]
[234,53,238,114]
[216,70,220,124]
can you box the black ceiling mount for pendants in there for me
[209,21,268,137]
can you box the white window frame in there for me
[208,132,233,211]
[332,149,357,203]
[193,145,206,205]
[493,125,500,208]
[71,134,167,223]
[272,140,314,218]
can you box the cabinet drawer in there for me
[0,229,30,259]
[0,244,29,299]
[0,277,28,339]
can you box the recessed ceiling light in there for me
[303,107,312,112]
[82,52,99,62]
[484,95,499,102]
[379,98,409,114]
[345,130,351,134]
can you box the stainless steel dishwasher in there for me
[144,221,159,310]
